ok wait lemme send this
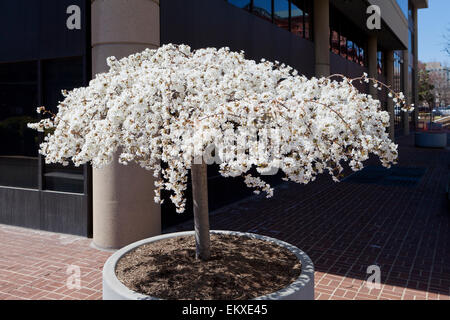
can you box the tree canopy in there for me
[418,61,435,107]
[29,44,405,212]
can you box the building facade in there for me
[0,0,427,248]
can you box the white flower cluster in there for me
[361,72,414,112]
[28,44,399,213]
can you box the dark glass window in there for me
[303,0,312,40]
[408,6,413,23]
[228,0,314,42]
[409,65,414,102]
[354,43,360,64]
[393,51,404,128]
[331,30,340,55]
[253,0,272,23]
[409,29,414,56]
[291,1,305,38]
[347,40,354,62]
[377,51,383,74]
[408,3,415,68]
[329,4,367,67]
[340,35,347,59]
[229,0,251,10]
[42,57,85,193]
[407,1,415,106]
[393,51,404,92]
[0,61,39,188]
[274,0,290,31]
[358,47,365,66]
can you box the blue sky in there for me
[418,0,450,64]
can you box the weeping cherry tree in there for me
[29,44,412,260]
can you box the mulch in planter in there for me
[115,233,302,300]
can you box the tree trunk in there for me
[191,163,211,260]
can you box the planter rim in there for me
[415,131,448,149]
[103,230,314,300]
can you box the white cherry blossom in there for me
[28,44,407,212]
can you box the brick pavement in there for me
[0,225,110,300]
[0,133,448,300]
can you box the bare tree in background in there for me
[418,61,435,108]
[430,69,449,107]
[418,61,435,126]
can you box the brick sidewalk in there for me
[0,134,448,300]
[0,225,110,300]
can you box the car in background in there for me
[440,107,450,116]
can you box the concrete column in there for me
[314,0,330,77]
[91,0,161,249]
[385,50,395,141]
[367,35,378,98]
[413,7,419,129]
[402,50,410,136]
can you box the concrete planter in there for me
[103,230,314,300]
[415,131,447,148]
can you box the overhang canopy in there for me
[411,0,429,9]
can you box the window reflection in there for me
[354,43,359,64]
[340,35,347,59]
[229,0,251,10]
[393,51,404,92]
[393,51,404,128]
[331,30,340,55]
[329,5,366,67]
[0,61,39,188]
[291,1,305,38]
[358,47,365,66]
[303,1,312,40]
[407,1,415,106]
[274,0,289,31]
[253,0,272,23]
[409,69,414,105]
[377,51,383,74]
[347,40,354,62]
[227,0,314,41]
[42,57,85,194]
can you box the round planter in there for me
[103,230,314,300]
[415,131,447,148]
